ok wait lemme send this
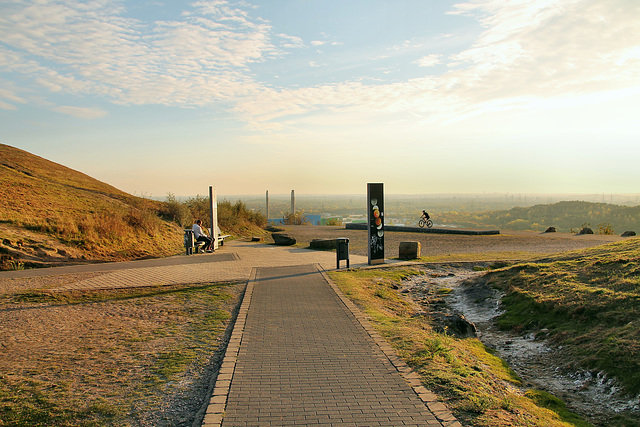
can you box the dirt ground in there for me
[0,276,244,426]
[270,225,625,259]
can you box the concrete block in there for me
[399,241,421,259]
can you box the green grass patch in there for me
[9,282,233,306]
[154,349,198,379]
[487,239,640,395]
[0,377,119,426]
[525,390,593,427]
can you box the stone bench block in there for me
[272,233,296,246]
[399,241,421,260]
[309,239,337,250]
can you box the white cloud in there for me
[0,0,275,108]
[414,54,442,68]
[277,33,305,49]
[236,0,640,130]
[0,85,25,110]
[391,40,424,51]
[53,105,108,119]
[0,100,17,110]
[1,0,638,134]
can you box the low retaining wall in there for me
[344,223,500,236]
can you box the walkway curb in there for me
[318,266,461,427]
[198,268,256,427]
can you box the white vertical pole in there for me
[209,186,219,250]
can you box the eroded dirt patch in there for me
[0,281,244,426]
[400,264,640,427]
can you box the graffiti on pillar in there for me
[367,183,384,264]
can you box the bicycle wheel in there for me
[418,219,426,228]
[426,219,433,228]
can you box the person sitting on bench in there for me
[192,219,213,252]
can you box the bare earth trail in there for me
[0,228,624,426]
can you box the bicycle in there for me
[418,214,433,228]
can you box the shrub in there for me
[596,223,615,235]
[218,200,267,233]
[282,212,307,225]
[185,195,211,228]
[162,193,192,227]
[323,218,342,226]
[169,197,267,236]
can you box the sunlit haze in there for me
[1,0,639,198]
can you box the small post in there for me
[266,190,269,223]
[291,190,295,215]
[336,238,350,269]
[184,229,194,255]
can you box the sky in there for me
[1,0,639,198]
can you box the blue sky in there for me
[1,0,639,197]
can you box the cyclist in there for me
[421,210,430,221]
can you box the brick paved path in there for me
[203,264,458,427]
[0,241,369,292]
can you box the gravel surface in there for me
[268,225,624,260]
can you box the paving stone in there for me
[220,264,448,426]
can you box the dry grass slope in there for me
[0,144,183,268]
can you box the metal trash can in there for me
[184,229,195,255]
[336,237,350,269]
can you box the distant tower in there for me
[266,190,269,221]
[291,190,295,214]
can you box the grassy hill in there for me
[0,144,185,268]
[441,201,640,234]
[487,238,640,398]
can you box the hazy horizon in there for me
[171,191,640,209]
[2,0,639,196]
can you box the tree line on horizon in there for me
[440,201,640,234]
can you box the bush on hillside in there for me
[163,196,267,236]
[218,200,267,233]
[162,193,192,227]
[596,222,615,235]
[184,195,210,226]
